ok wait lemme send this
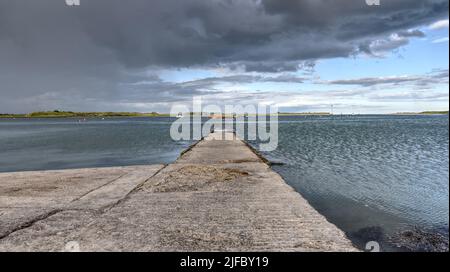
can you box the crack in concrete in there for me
[0,209,64,240]
[101,164,169,212]
[70,172,129,203]
[0,166,167,242]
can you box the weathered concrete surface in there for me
[0,132,358,251]
[0,165,164,240]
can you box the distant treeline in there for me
[395,111,449,115]
[419,111,449,115]
[0,110,169,118]
[0,111,333,118]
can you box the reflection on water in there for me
[0,115,448,251]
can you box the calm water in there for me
[0,117,193,172]
[0,115,448,250]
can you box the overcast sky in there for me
[0,0,448,114]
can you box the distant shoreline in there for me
[392,111,449,115]
[0,111,170,119]
[0,110,448,118]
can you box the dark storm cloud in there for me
[175,74,306,86]
[327,75,421,86]
[2,0,447,68]
[325,69,449,87]
[397,29,426,38]
[240,61,302,73]
[0,0,448,112]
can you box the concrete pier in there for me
[0,132,358,251]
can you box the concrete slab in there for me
[0,132,358,252]
[0,165,164,239]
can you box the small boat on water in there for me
[176,113,184,118]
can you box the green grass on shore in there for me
[419,111,449,115]
[0,110,170,118]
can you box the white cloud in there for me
[432,37,449,43]
[429,19,449,30]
